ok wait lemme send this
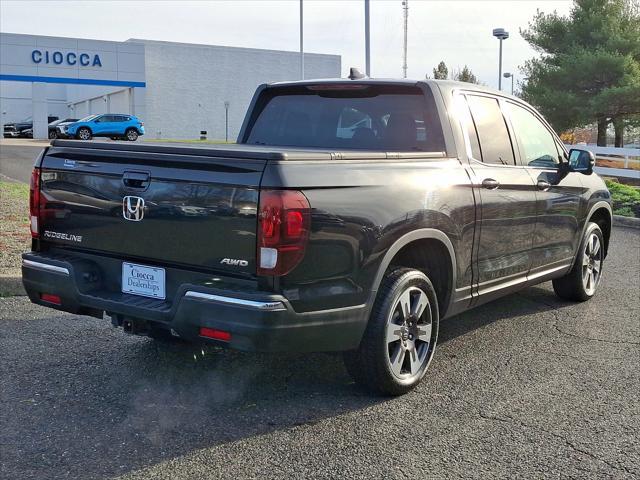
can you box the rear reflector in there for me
[40,293,61,305]
[199,327,232,342]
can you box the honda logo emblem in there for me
[122,196,145,221]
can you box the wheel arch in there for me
[369,229,457,318]
[585,201,612,259]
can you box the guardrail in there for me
[565,144,640,179]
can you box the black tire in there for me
[125,129,139,141]
[553,222,604,302]
[76,127,92,140]
[344,268,439,396]
[48,130,57,139]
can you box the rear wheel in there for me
[553,222,604,301]
[76,127,92,140]
[126,129,139,141]
[344,268,439,396]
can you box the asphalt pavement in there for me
[0,140,47,183]
[1,227,638,479]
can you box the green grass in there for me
[605,179,640,218]
[0,181,29,201]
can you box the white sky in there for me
[0,0,572,89]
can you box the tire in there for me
[48,130,57,139]
[553,222,604,302]
[76,127,92,141]
[344,268,439,396]
[126,129,139,141]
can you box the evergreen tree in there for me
[454,65,480,84]
[520,0,640,146]
[432,61,449,80]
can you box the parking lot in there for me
[1,226,638,479]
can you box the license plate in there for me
[122,262,166,300]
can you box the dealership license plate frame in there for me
[121,262,166,300]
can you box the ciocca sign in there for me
[31,49,102,67]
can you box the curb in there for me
[0,275,26,297]
[614,215,640,229]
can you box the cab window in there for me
[507,102,560,168]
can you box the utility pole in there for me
[364,0,371,76]
[402,0,408,78]
[300,0,304,80]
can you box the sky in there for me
[0,0,573,90]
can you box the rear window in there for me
[245,85,445,152]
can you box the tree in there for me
[453,65,480,84]
[520,0,640,146]
[432,61,448,80]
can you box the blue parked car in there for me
[61,114,145,141]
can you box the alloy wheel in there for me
[386,286,433,379]
[582,232,602,296]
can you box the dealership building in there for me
[0,32,341,140]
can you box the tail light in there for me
[257,189,310,276]
[29,168,41,238]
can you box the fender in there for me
[569,200,612,270]
[368,228,458,317]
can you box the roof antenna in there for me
[348,67,366,80]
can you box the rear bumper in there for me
[21,253,368,352]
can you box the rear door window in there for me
[245,85,445,152]
[466,94,515,166]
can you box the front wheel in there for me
[344,268,439,396]
[126,129,139,141]
[48,130,57,139]
[76,127,92,140]
[553,222,604,301]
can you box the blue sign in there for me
[31,49,102,67]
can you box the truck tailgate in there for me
[38,143,265,276]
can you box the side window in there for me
[466,95,515,166]
[457,95,482,160]
[96,115,111,123]
[507,102,560,168]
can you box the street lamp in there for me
[503,72,514,95]
[224,101,230,143]
[492,28,509,90]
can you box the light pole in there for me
[503,72,514,95]
[365,0,370,76]
[492,28,509,90]
[224,101,230,142]
[299,0,304,80]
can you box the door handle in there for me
[537,180,551,191]
[123,171,150,189]
[482,178,500,190]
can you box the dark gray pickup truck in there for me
[23,77,612,395]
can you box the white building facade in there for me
[0,33,341,140]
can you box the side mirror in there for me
[568,148,595,175]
